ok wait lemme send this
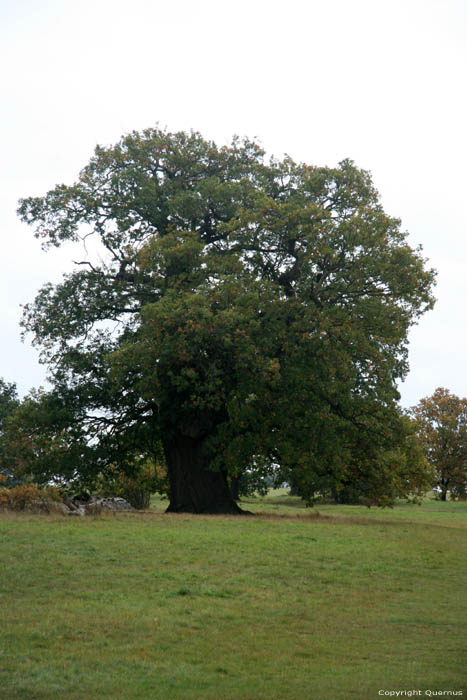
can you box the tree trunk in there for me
[163,435,247,514]
[440,478,449,502]
[230,474,241,501]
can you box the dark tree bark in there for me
[440,478,449,501]
[229,474,241,501]
[163,435,247,514]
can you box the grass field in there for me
[1,492,466,699]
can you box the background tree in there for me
[1,388,94,486]
[0,379,20,483]
[412,388,467,500]
[18,128,436,513]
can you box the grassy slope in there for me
[1,494,466,699]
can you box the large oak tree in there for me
[18,128,435,512]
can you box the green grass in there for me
[1,494,466,699]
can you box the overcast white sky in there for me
[1,0,466,407]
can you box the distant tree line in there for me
[1,376,466,505]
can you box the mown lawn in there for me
[1,494,466,699]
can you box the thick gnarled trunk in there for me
[163,434,246,514]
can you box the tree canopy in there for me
[17,128,436,512]
[412,388,467,500]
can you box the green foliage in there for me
[0,378,20,482]
[1,388,97,486]
[290,413,433,505]
[95,458,167,509]
[18,127,436,510]
[0,379,19,423]
[412,388,467,500]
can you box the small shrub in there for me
[0,487,10,508]
[0,484,64,512]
